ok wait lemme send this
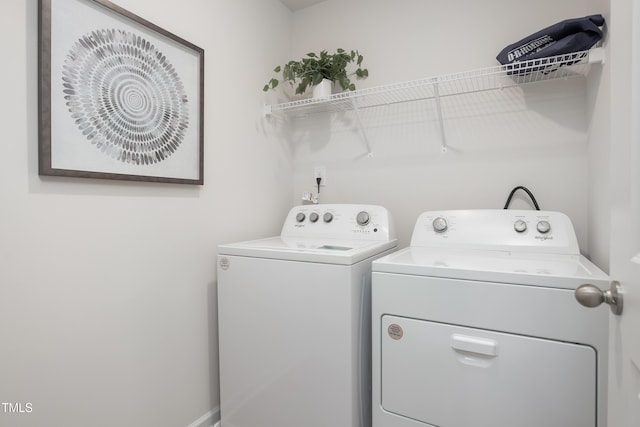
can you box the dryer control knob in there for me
[309,212,319,223]
[323,212,333,223]
[432,217,448,233]
[356,211,370,226]
[514,220,527,233]
[296,212,306,222]
[537,220,551,234]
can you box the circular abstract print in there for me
[62,29,189,166]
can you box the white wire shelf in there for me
[263,48,604,119]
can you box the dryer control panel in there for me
[282,204,396,241]
[410,210,579,254]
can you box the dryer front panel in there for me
[380,315,596,427]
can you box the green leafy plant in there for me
[263,49,369,95]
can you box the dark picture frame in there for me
[39,0,204,184]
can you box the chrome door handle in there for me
[575,281,623,315]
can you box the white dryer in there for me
[218,204,397,427]
[372,209,609,427]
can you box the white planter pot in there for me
[312,79,333,99]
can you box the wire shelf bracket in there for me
[350,97,373,156]
[432,80,447,153]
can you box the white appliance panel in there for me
[381,316,596,427]
[281,204,395,241]
[372,273,608,347]
[218,204,397,427]
[218,255,368,427]
[372,209,609,427]
[410,210,579,254]
[373,246,609,289]
[219,236,396,265]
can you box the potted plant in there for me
[263,49,369,97]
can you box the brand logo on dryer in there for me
[387,324,404,340]
[535,235,554,241]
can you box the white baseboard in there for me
[187,407,220,427]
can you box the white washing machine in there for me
[218,204,397,427]
[372,209,609,427]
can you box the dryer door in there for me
[381,315,596,427]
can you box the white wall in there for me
[289,0,603,252]
[586,0,611,272]
[0,1,293,426]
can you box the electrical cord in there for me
[503,186,540,210]
[316,177,322,194]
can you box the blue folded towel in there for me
[496,14,605,66]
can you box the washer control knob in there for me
[296,212,306,222]
[514,220,527,233]
[432,217,448,233]
[309,212,319,223]
[323,212,333,223]
[537,220,551,234]
[356,211,370,226]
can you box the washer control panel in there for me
[282,204,395,241]
[413,209,579,254]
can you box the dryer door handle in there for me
[451,334,498,357]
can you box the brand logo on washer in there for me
[219,257,230,270]
[388,324,404,340]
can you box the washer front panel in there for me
[219,255,367,427]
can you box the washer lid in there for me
[372,246,609,289]
[219,236,397,265]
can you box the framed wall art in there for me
[39,0,205,184]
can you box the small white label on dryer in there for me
[219,257,230,270]
[388,324,404,340]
